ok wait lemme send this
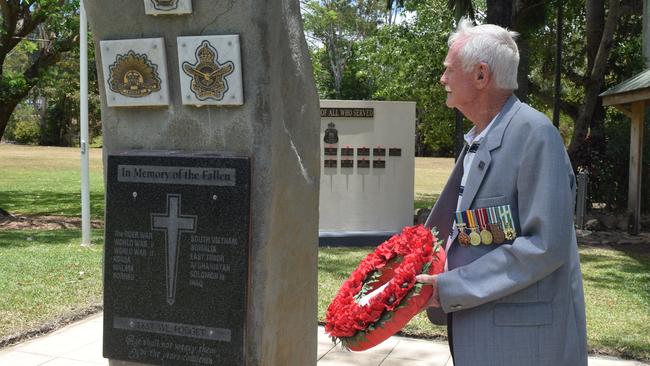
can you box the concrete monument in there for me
[319,100,416,247]
[85,0,320,365]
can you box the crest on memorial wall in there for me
[150,0,178,10]
[324,122,339,144]
[182,41,235,101]
[108,50,162,98]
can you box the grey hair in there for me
[448,18,520,90]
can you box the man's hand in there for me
[416,274,441,308]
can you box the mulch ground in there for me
[0,215,103,230]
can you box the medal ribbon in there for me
[476,208,485,230]
[503,205,516,234]
[487,207,496,224]
[456,211,464,226]
[466,210,477,229]
[499,205,511,228]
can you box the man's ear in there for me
[476,63,489,87]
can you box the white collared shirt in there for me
[444,113,500,266]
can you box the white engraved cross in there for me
[151,194,197,305]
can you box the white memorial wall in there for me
[319,100,415,245]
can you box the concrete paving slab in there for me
[10,315,102,359]
[61,339,107,364]
[318,339,337,360]
[318,347,387,366]
[386,337,450,361]
[0,350,53,366]
[12,332,95,358]
[589,356,649,366]
[39,356,106,365]
[381,356,449,366]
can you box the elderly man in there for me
[416,19,587,366]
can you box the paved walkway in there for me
[0,313,647,366]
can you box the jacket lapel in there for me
[459,96,522,211]
[425,145,467,240]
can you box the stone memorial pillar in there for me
[84,1,319,365]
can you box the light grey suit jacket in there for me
[425,96,587,366]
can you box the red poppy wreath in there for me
[325,225,445,351]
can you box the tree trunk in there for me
[515,36,529,102]
[0,98,21,142]
[568,0,621,164]
[487,0,513,27]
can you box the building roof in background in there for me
[601,68,650,106]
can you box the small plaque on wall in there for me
[324,160,337,168]
[357,159,370,168]
[373,148,386,156]
[144,0,192,15]
[324,147,337,156]
[177,35,244,106]
[100,38,170,107]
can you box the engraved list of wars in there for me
[104,151,250,366]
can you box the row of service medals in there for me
[455,205,517,246]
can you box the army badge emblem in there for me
[108,50,162,98]
[324,122,339,144]
[182,41,235,101]
[150,0,178,11]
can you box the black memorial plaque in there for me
[357,159,370,168]
[373,160,386,169]
[324,159,337,168]
[341,159,354,168]
[389,148,402,157]
[341,147,354,156]
[357,147,370,156]
[372,148,386,156]
[324,147,337,156]
[103,151,251,366]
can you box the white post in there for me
[645,0,650,67]
[80,0,91,246]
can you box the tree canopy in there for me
[0,0,80,142]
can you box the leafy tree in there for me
[35,34,100,146]
[361,0,460,155]
[528,0,644,210]
[0,0,80,142]
[302,0,392,98]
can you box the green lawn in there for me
[0,144,104,218]
[0,229,104,342]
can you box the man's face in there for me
[440,42,478,112]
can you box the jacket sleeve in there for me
[436,122,576,313]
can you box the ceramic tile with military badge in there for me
[100,38,170,107]
[144,0,192,15]
[178,35,243,106]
